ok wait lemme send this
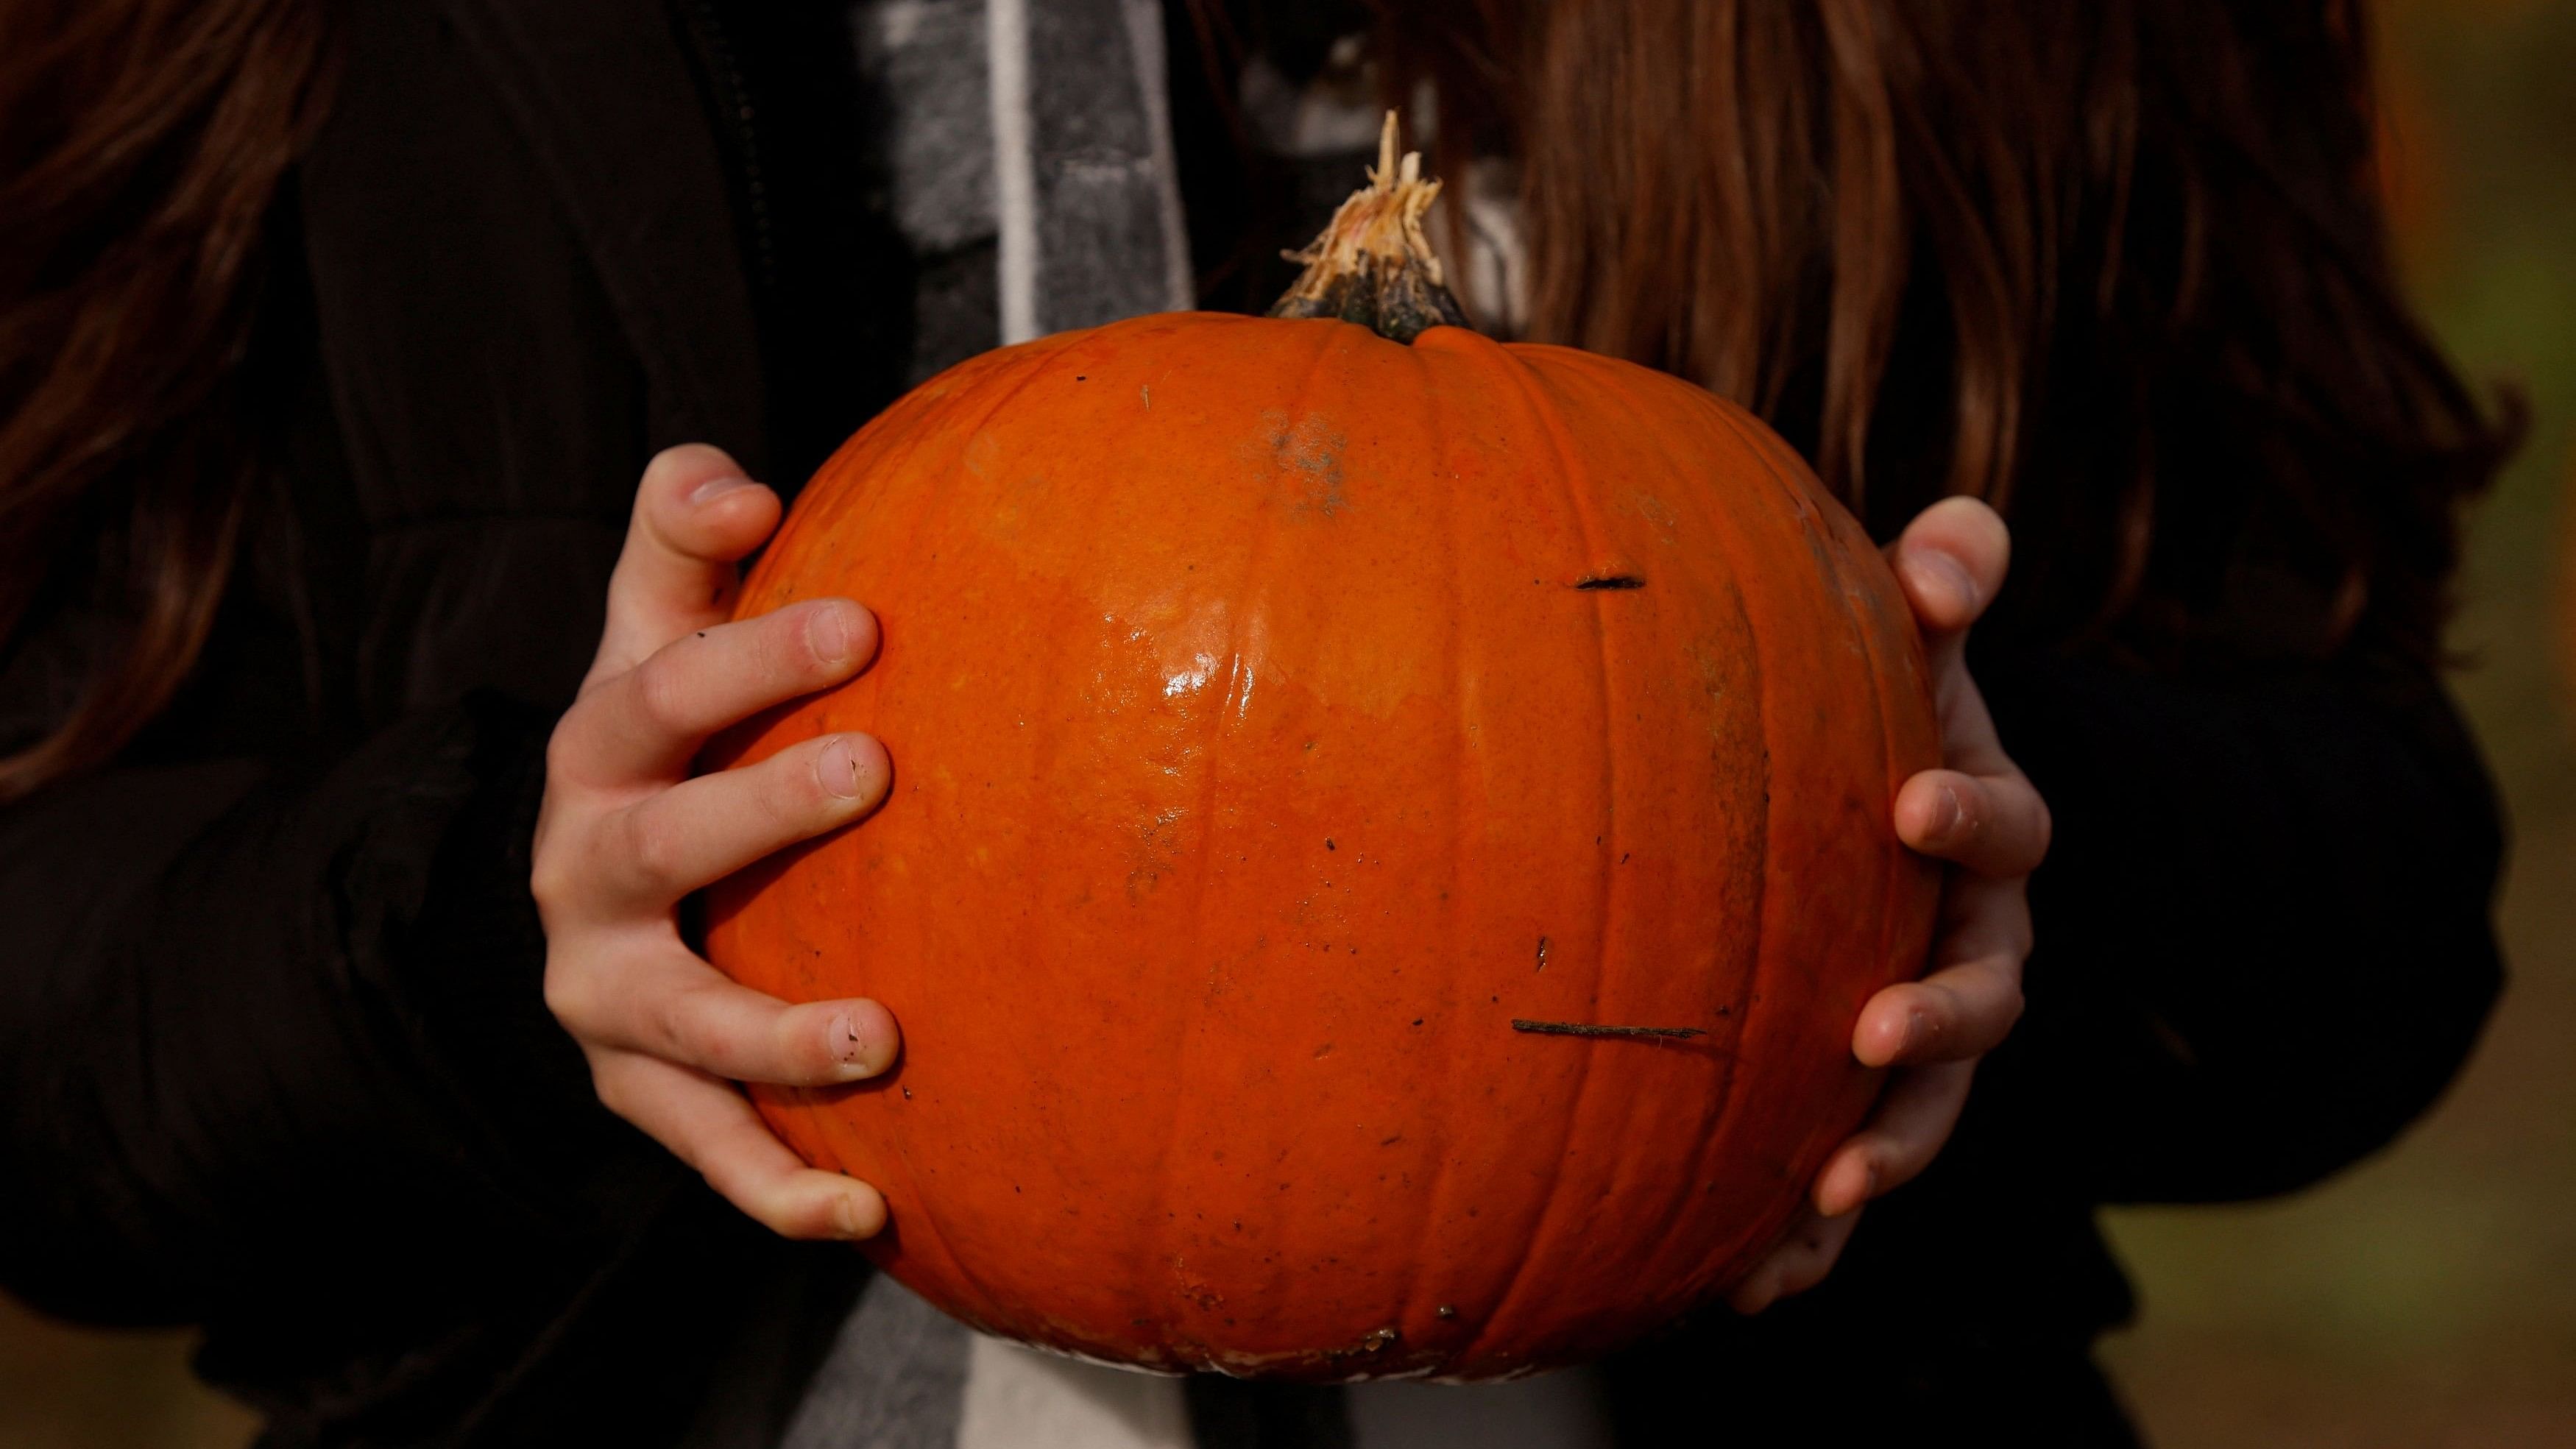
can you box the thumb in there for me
[590,444,783,684]
[1887,497,2010,666]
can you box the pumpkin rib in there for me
[1712,401,1921,962]
[1739,400,1942,1204]
[1621,361,1794,1305]
[896,329,1118,1338]
[1687,392,1863,1288]
[997,327,1180,1359]
[1550,350,1777,1289]
[1434,331,1629,1361]
[880,333,1100,1336]
[735,342,1047,1331]
[1558,361,1750,1310]
[1142,316,1353,1368]
[1310,322,1459,1372]
[1698,389,1922,1286]
[1387,327,1471,1361]
[1537,347,1877,1301]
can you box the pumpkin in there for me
[704,118,1940,1381]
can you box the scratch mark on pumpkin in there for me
[1510,1018,1708,1041]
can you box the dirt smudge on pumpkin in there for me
[1259,409,1350,517]
[1631,491,1680,542]
[1685,639,1738,743]
[1127,807,1189,902]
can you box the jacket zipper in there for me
[682,0,778,294]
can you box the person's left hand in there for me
[1728,496,2050,1314]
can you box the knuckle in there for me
[542,721,581,781]
[697,1157,805,1237]
[2007,913,2037,960]
[540,963,588,1027]
[1878,1147,1936,1192]
[642,443,726,506]
[643,443,696,482]
[587,1057,642,1124]
[620,805,690,898]
[738,1195,801,1238]
[751,1191,834,1241]
[765,607,818,683]
[647,985,698,1060]
[1994,982,2028,1034]
[528,855,575,915]
[652,985,726,1069]
[631,652,693,737]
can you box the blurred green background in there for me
[4,2,2572,1443]
[2098,1,2576,1443]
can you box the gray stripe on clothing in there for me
[1019,0,1192,333]
[779,1272,973,1449]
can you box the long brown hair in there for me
[0,0,334,801]
[1397,0,2519,662]
[1,0,2518,798]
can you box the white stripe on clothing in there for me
[984,0,1038,343]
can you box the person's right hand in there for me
[533,444,898,1241]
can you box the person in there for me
[0,1,2508,1445]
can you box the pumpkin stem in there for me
[1268,112,1471,343]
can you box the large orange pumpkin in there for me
[705,125,1939,1381]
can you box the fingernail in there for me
[832,1191,872,1239]
[688,475,755,507]
[807,604,852,665]
[820,735,864,799]
[1931,784,1964,843]
[829,1009,871,1067]
[1914,550,1979,614]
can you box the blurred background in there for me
[4,1,2572,1444]
[2097,1,2576,1443]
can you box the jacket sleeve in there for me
[1975,645,2505,1204]
[0,684,660,1328]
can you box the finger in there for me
[1727,1206,1864,1314]
[553,599,877,784]
[1853,953,2025,1069]
[1928,677,2013,774]
[1887,497,2010,652]
[1893,767,2052,877]
[590,1049,887,1240]
[1809,1060,1977,1216]
[592,731,890,907]
[591,444,785,682]
[549,938,901,1085]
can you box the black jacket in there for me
[0,2,2505,1445]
